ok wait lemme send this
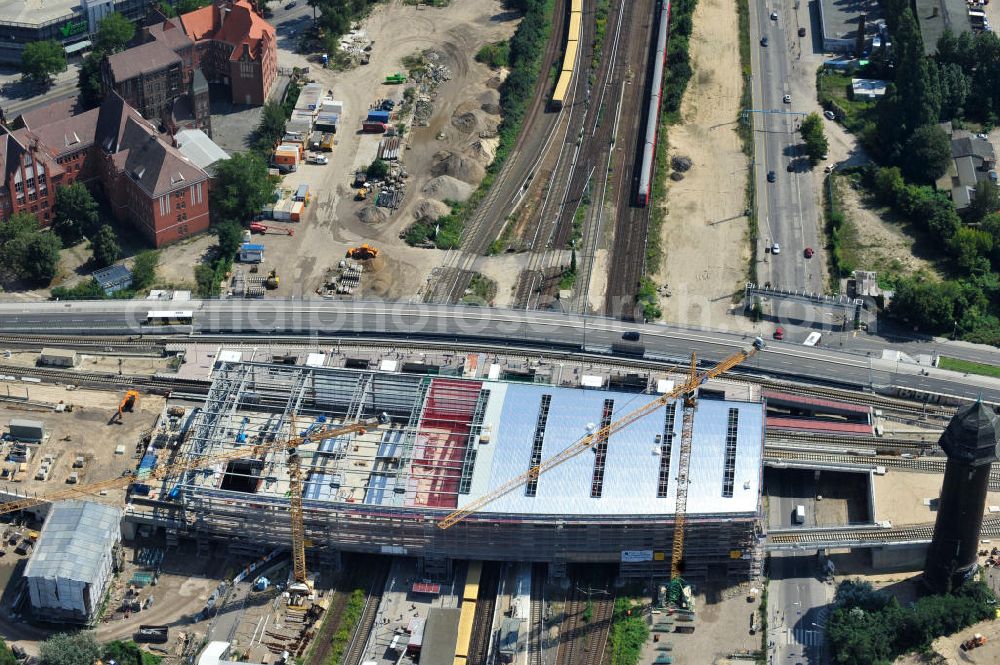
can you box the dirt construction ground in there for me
[654,0,754,331]
[219,0,518,301]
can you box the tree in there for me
[18,233,63,283]
[40,633,101,665]
[53,183,101,243]
[215,220,243,258]
[91,225,120,268]
[0,213,62,284]
[20,40,66,83]
[366,158,389,179]
[77,52,104,110]
[94,12,135,53]
[967,179,1000,223]
[937,62,971,121]
[0,211,38,244]
[210,152,277,225]
[799,113,829,165]
[891,276,962,330]
[948,226,993,274]
[901,125,951,183]
[252,101,287,153]
[0,639,18,665]
[131,250,159,290]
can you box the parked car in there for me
[760,36,769,46]
[824,110,836,120]
[284,1,297,8]
[771,242,781,254]
[622,331,641,341]
[782,94,792,104]
[770,10,779,19]
[804,247,814,258]
[798,27,807,37]
[773,327,785,340]
[767,171,776,182]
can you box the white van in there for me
[795,505,806,524]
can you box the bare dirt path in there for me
[652,0,753,331]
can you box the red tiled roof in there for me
[17,98,80,130]
[179,0,275,62]
[763,390,871,415]
[107,41,181,82]
[25,108,100,157]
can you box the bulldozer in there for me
[347,244,379,260]
[355,186,368,201]
[110,390,140,424]
[265,269,280,289]
[962,634,987,651]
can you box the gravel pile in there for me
[422,175,474,201]
[413,198,452,221]
[432,152,485,184]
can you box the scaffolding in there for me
[129,362,762,581]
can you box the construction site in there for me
[0,328,997,664]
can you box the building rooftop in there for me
[175,129,230,171]
[819,0,879,42]
[0,0,79,28]
[16,97,80,130]
[23,501,121,585]
[93,264,133,288]
[25,107,100,158]
[421,608,461,665]
[175,364,764,521]
[106,40,181,82]
[914,0,972,55]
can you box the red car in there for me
[804,247,814,258]
[773,327,785,340]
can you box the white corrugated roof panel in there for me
[463,383,764,517]
[24,501,121,585]
[218,350,242,363]
[305,353,326,367]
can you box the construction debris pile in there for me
[408,50,453,127]
[339,29,373,64]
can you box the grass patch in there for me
[607,598,650,665]
[326,589,366,665]
[476,41,510,68]
[736,0,756,284]
[816,69,877,135]
[591,0,610,71]
[824,173,854,279]
[462,272,497,304]
[404,0,555,249]
[938,356,1000,378]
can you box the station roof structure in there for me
[175,363,765,521]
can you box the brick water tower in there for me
[923,401,1000,594]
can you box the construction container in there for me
[8,418,44,442]
[238,243,265,264]
[295,83,324,112]
[273,148,299,168]
[367,109,391,123]
[316,112,339,132]
[294,184,310,202]
[362,121,387,133]
[271,199,304,222]
[38,348,79,368]
[287,110,314,135]
[278,142,303,158]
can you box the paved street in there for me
[768,555,833,665]
[749,0,825,293]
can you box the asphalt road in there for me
[768,554,832,665]
[749,0,825,293]
[0,300,998,402]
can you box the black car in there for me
[285,1,296,8]
[760,36,769,46]
[622,331,641,342]
[767,171,776,182]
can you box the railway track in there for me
[602,0,657,319]
[529,563,547,665]
[765,431,939,453]
[426,0,571,304]
[469,562,502,665]
[0,334,162,351]
[514,0,627,310]
[768,516,1000,546]
[556,573,614,665]
[342,557,392,665]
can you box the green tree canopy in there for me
[799,113,829,165]
[215,220,244,258]
[210,152,277,225]
[40,633,101,665]
[91,225,121,268]
[53,182,101,243]
[77,52,104,110]
[252,101,287,154]
[131,250,159,290]
[366,158,389,179]
[0,638,19,665]
[21,40,67,83]
[0,213,61,284]
[901,125,951,183]
[94,12,135,53]
[967,179,1000,224]
[891,276,962,330]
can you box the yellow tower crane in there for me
[437,337,765,601]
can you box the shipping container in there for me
[563,40,578,72]
[568,12,581,42]
[8,418,44,442]
[362,121,387,133]
[294,184,310,202]
[367,109,391,123]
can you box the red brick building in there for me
[1,94,212,248]
[180,0,278,106]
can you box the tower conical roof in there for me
[939,401,1000,466]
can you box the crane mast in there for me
[438,338,765,530]
[288,415,308,590]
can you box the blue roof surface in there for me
[241,243,265,251]
[463,382,764,517]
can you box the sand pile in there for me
[451,111,478,132]
[358,206,390,224]
[432,152,486,184]
[469,137,500,163]
[422,175,474,201]
[413,198,452,221]
[479,88,500,108]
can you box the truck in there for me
[794,505,806,524]
[803,331,822,346]
[321,133,335,151]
